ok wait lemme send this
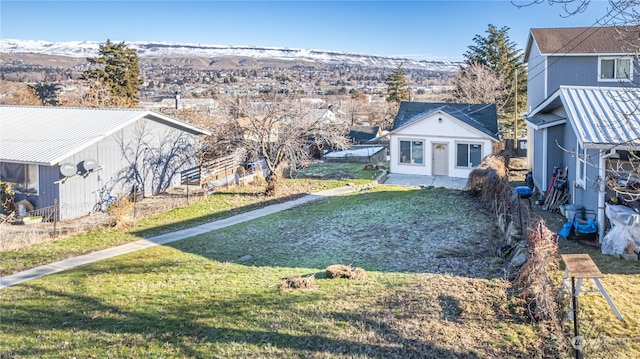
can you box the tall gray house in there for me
[525,26,640,109]
[524,26,640,239]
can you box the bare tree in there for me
[0,81,43,105]
[448,62,508,105]
[517,0,635,20]
[58,79,133,108]
[220,94,349,195]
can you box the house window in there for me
[456,143,482,168]
[0,163,39,194]
[599,57,632,81]
[399,140,424,165]
[576,142,586,187]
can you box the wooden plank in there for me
[561,254,604,278]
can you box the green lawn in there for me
[0,163,380,276]
[1,161,638,358]
[1,185,552,358]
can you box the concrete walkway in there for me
[383,173,468,190]
[0,172,467,290]
[0,186,358,290]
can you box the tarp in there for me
[601,203,640,256]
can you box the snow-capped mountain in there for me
[0,39,460,72]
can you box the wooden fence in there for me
[181,149,246,186]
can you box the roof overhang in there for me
[525,114,566,130]
[144,111,213,136]
[582,141,640,151]
[529,87,564,115]
[524,31,535,63]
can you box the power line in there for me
[526,5,626,86]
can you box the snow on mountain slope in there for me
[0,39,460,71]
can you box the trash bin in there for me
[565,204,585,221]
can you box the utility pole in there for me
[514,68,518,152]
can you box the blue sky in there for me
[0,0,615,61]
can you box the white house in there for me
[389,102,500,178]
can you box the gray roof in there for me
[525,26,640,61]
[529,86,640,148]
[391,101,499,140]
[348,125,380,143]
[0,106,211,165]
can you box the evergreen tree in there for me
[84,40,142,108]
[464,25,527,137]
[385,64,410,104]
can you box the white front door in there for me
[432,143,448,176]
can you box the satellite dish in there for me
[60,162,77,177]
[83,158,98,172]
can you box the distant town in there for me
[0,40,458,127]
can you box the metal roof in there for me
[391,101,500,141]
[561,86,640,147]
[0,106,211,166]
[529,86,640,148]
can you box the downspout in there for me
[597,149,617,242]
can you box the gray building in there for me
[0,106,211,220]
[525,26,640,112]
[524,26,640,239]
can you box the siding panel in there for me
[527,42,547,110]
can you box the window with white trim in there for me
[0,163,39,194]
[456,143,482,168]
[399,140,424,165]
[576,142,586,187]
[599,57,632,81]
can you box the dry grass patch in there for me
[277,274,320,291]
[325,264,366,280]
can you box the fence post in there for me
[133,185,137,219]
[53,199,58,238]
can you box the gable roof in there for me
[348,125,380,143]
[391,101,499,141]
[0,106,211,166]
[525,26,640,60]
[528,86,640,149]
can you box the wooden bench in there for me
[559,254,623,321]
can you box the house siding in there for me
[529,51,640,111]
[531,127,546,191]
[11,165,60,213]
[530,123,565,193]
[546,56,640,104]
[527,42,547,111]
[57,118,200,220]
[547,56,596,93]
[557,122,600,210]
[58,138,116,220]
[36,166,60,210]
[547,125,565,179]
[569,148,601,212]
[389,112,495,178]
